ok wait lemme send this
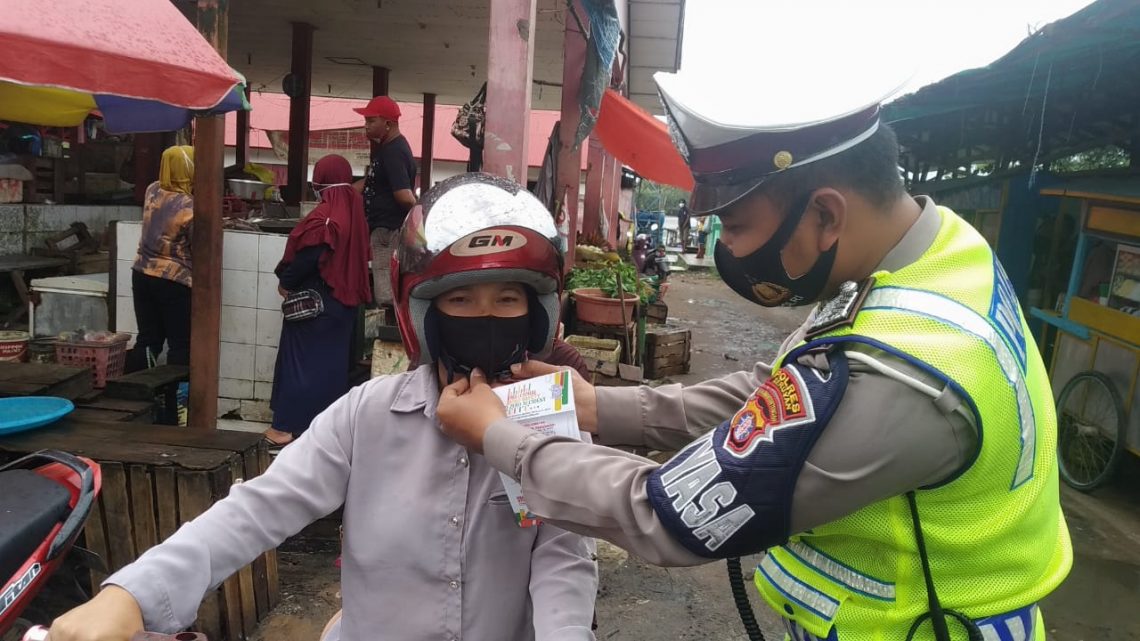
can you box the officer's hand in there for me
[511,360,598,433]
[437,368,507,454]
[46,585,144,641]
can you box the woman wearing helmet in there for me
[45,174,599,641]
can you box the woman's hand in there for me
[437,369,507,453]
[45,585,144,641]
[278,285,288,299]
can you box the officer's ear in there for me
[809,188,846,252]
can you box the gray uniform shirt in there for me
[107,365,598,640]
[484,197,979,566]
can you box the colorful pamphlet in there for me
[493,369,580,527]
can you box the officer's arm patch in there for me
[646,350,849,558]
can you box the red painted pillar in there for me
[582,135,604,240]
[420,93,436,193]
[370,66,390,163]
[483,0,537,183]
[285,22,314,205]
[556,0,587,268]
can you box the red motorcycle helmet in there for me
[391,173,564,367]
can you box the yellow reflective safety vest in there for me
[757,207,1072,641]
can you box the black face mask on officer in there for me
[714,192,838,307]
[434,311,531,380]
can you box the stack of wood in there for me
[645,325,691,379]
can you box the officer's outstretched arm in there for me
[483,351,850,565]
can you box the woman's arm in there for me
[528,522,598,641]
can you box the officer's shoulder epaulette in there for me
[805,277,875,340]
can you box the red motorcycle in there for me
[0,451,101,639]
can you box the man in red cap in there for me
[353,95,417,308]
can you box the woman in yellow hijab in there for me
[126,145,196,373]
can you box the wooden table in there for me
[0,361,92,398]
[0,419,277,640]
[0,254,70,327]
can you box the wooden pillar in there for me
[609,153,622,247]
[582,135,604,239]
[285,22,314,205]
[370,66,390,163]
[483,0,538,183]
[420,93,436,192]
[235,85,251,168]
[599,151,613,242]
[556,0,586,268]
[189,0,228,430]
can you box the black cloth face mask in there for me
[435,311,531,380]
[714,193,839,307]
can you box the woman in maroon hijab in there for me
[265,155,372,446]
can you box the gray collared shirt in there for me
[107,365,598,640]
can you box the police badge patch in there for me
[725,366,817,458]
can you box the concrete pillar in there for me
[483,0,538,183]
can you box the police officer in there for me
[437,70,1072,641]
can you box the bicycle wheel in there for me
[1056,371,1126,491]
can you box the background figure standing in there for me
[125,145,194,373]
[676,199,690,250]
[266,155,372,447]
[353,96,417,309]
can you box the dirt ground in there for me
[252,271,1140,640]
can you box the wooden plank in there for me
[104,365,189,401]
[78,398,155,414]
[225,456,258,636]
[193,591,224,641]
[99,463,138,572]
[258,445,279,609]
[128,465,159,557]
[208,463,245,640]
[41,418,263,452]
[648,342,689,360]
[242,446,270,618]
[177,467,223,641]
[68,408,134,422]
[153,467,179,540]
[82,496,110,594]
[0,430,239,470]
[1070,297,1140,347]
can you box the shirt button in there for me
[458,456,469,467]
[449,580,460,590]
[449,515,461,527]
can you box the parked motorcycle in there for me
[0,451,101,640]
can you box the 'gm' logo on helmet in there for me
[451,229,528,257]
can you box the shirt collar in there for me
[389,363,439,418]
[876,196,941,273]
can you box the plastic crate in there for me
[54,334,130,388]
[565,335,622,363]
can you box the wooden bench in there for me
[0,419,277,641]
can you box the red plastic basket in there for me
[54,334,130,388]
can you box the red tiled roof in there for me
[224,92,585,169]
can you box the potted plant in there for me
[567,261,651,326]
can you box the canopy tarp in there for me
[0,0,245,133]
[594,88,693,190]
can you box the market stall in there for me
[1029,179,1140,490]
